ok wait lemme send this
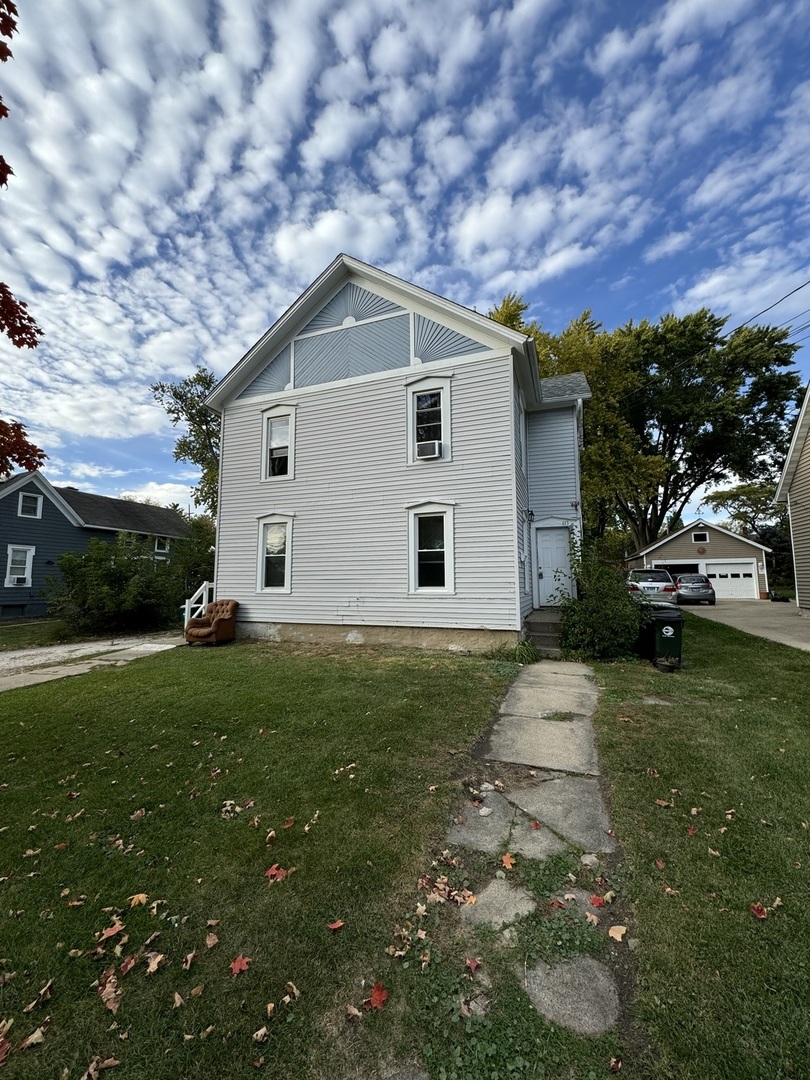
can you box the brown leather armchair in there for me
[185,599,239,645]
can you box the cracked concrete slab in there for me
[507,813,570,860]
[521,955,619,1036]
[461,879,536,928]
[446,792,516,853]
[510,776,616,852]
[488,715,600,775]
[499,683,597,719]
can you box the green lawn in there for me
[0,619,73,650]
[2,623,809,1079]
[592,613,810,1079]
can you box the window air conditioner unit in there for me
[12,576,28,586]
[416,440,442,459]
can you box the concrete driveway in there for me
[686,600,810,652]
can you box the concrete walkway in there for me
[0,633,182,692]
[446,660,622,1041]
[687,599,810,652]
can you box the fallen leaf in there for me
[200,1025,215,1039]
[646,768,660,777]
[20,1015,51,1049]
[283,817,295,829]
[266,1002,275,1018]
[173,992,184,1009]
[0,1038,10,1068]
[130,808,146,821]
[182,951,197,970]
[363,981,388,1011]
[23,979,54,1014]
[265,829,276,845]
[345,1004,363,1020]
[129,894,148,907]
[229,954,251,977]
[98,921,125,942]
[190,985,204,998]
[590,895,605,908]
[654,858,666,870]
[708,847,721,858]
[610,1058,623,1073]
[655,799,674,809]
[550,898,566,910]
[773,897,783,909]
[585,912,599,926]
[465,958,481,975]
[663,885,679,896]
[144,952,166,975]
[205,933,219,949]
[687,826,697,836]
[530,820,541,830]
[501,853,515,871]
[252,1026,268,1043]
[750,903,768,920]
[608,925,627,942]
[79,1055,121,1079]
[265,864,288,883]
[98,966,122,1014]
[327,920,344,932]
[206,919,220,927]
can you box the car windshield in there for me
[678,575,709,584]
[628,570,671,582]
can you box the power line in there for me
[736,277,810,329]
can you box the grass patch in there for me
[592,613,810,1079]
[0,619,73,650]
[0,642,517,1079]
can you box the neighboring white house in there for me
[205,255,590,649]
[626,518,771,599]
[775,382,810,613]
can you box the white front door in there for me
[534,527,572,607]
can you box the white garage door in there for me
[704,561,758,599]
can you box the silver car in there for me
[675,573,716,605]
[626,568,678,605]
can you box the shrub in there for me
[46,534,185,634]
[557,542,647,660]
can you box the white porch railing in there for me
[182,580,214,624]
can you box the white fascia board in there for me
[775,382,810,503]
[206,253,531,411]
[0,470,84,526]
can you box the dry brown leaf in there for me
[129,894,148,907]
[608,925,627,942]
[79,1055,121,1079]
[252,1026,268,1043]
[144,952,166,975]
[265,1002,275,1018]
[190,985,204,998]
[585,911,599,926]
[23,979,54,1014]
[19,1015,51,1049]
[173,992,184,1009]
[345,1004,363,1020]
[205,933,219,949]
[98,966,122,1014]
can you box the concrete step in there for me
[524,608,563,659]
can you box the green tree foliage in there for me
[46,516,216,635]
[151,367,220,516]
[557,542,647,660]
[490,301,802,551]
[703,481,794,586]
[46,535,182,634]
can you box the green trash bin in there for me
[639,604,685,669]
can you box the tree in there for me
[0,1,43,349]
[0,413,46,477]
[490,300,802,551]
[151,367,220,517]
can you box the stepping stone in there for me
[520,955,619,1036]
[510,777,616,853]
[446,792,516,854]
[460,879,536,928]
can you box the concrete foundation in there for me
[236,621,519,652]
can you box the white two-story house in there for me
[205,255,590,649]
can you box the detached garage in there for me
[627,520,771,600]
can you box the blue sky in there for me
[2,0,809,512]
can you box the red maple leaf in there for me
[363,981,388,1011]
[229,954,251,976]
[265,864,288,882]
[687,826,697,836]
[465,958,480,975]
[283,817,295,829]
[590,895,606,908]
[98,920,125,941]
[530,820,541,830]
[750,903,768,920]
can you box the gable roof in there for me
[775,382,810,503]
[630,518,772,558]
[207,254,573,412]
[0,471,190,538]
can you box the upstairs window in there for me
[154,536,170,555]
[406,376,452,464]
[262,406,296,481]
[18,492,43,519]
[691,531,709,544]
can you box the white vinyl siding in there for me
[526,406,579,520]
[787,432,810,610]
[217,354,519,630]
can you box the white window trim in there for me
[691,531,709,544]
[406,375,452,465]
[257,514,294,593]
[18,492,43,519]
[261,404,297,482]
[407,501,455,594]
[154,536,170,554]
[5,544,35,587]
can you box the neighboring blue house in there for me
[0,471,190,620]
[205,254,591,650]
